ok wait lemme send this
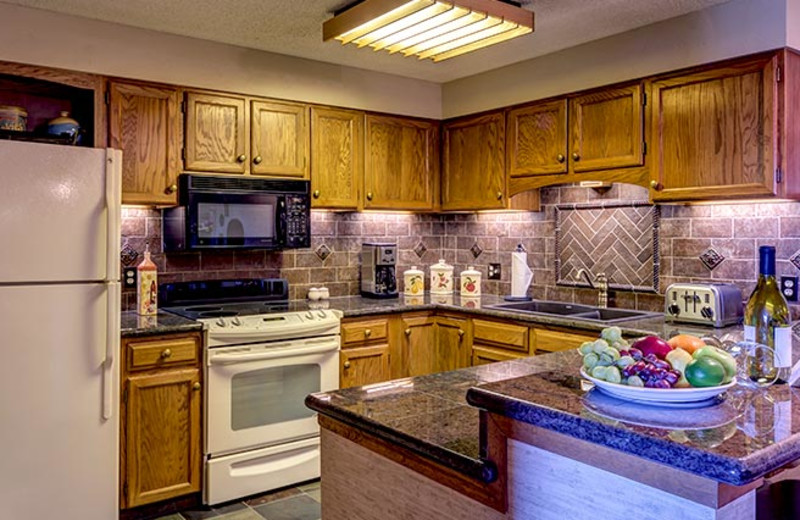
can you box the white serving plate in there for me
[579,368,736,404]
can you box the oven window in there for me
[230,364,320,431]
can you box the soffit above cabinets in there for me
[4,0,731,83]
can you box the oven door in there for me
[207,335,339,457]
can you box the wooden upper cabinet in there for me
[250,100,309,178]
[650,56,777,201]
[507,99,568,178]
[311,106,364,209]
[109,81,181,205]
[364,115,438,210]
[442,112,507,211]
[569,83,644,172]
[184,92,248,173]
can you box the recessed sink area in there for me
[488,300,662,324]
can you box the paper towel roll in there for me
[511,252,533,298]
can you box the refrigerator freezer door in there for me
[0,140,119,283]
[0,283,118,519]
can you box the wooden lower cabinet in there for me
[435,315,471,372]
[470,318,532,366]
[532,326,597,355]
[472,345,528,366]
[340,344,391,389]
[120,332,202,510]
[398,313,438,378]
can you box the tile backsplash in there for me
[121,184,800,312]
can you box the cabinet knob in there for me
[343,361,351,369]
[556,154,565,163]
[237,154,247,163]
[253,155,263,165]
[366,192,373,201]
[313,190,321,199]
[161,348,172,359]
[364,329,372,338]
[496,191,503,200]
[572,153,580,161]
[166,184,178,194]
[192,382,201,391]
[458,329,465,338]
[405,328,412,336]
[650,180,664,191]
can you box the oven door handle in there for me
[208,343,339,365]
[208,321,338,342]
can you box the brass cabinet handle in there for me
[166,184,178,194]
[650,180,664,191]
[556,154,565,163]
[236,154,247,163]
[343,361,351,369]
[496,191,503,200]
[161,348,172,359]
[192,382,201,391]
[572,153,580,161]
[364,329,372,338]
[313,190,320,199]
[405,328,412,336]
[366,192,373,201]
[253,155,263,165]
[458,329,465,338]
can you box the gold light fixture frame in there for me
[323,0,534,62]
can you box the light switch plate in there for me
[488,263,501,280]
[781,276,799,302]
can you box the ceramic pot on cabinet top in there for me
[460,266,481,296]
[47,111,81,143]
[429,259,454,295]
[0,105,27,132]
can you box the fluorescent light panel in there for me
[323,0,534,62]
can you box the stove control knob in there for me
[305,311,314,320]
[215,318,226,327]
[231,317,241,327]
[317,310,327,318]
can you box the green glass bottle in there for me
[744,246,792,384]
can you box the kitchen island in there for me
[306,317,800,520]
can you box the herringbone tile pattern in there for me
[556,202,659,291]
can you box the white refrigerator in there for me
[0,140,121,519]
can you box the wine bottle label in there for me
[775,326,792,368]
[744,325,755,342]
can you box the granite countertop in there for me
[121,311,203,338]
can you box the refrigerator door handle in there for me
[105,149,122,282]
[103,281,121,421]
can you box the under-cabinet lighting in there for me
[323,0,534,62]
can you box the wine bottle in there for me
[136,243,158,316]
[744,246,792,384]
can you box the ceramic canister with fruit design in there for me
[429,258,454,295]
[460,266,481,296]
[403,266,425,296]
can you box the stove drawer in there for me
[126,335,201,371]
[342,318,389,345]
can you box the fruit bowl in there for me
[580,368,736,406]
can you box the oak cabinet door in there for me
[250,100,309,178]
[123,368,202,508]
[531,327,597,355]
[650,57,777,201]
[340,344,391,389]
[569,83,644,173]
[365,115,438,210]
[442,112,506,211]
[311,107,364,209]
[184,92,248,173]
[435,315,470,372]
[399,314,437,378]
[507,99,568,178]
[109,81,181,205]
[471,345,526,366]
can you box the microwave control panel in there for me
[284,195,310,247]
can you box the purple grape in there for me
[623,366,635,378]
[618,349,630,357]
[644,379,657,388]
[653,360,671,371]
[629,348,643,361]
[644,353,659,364]
[652,367,666,378]
[631,361,646,374]
[654,380,672,389]
[663,371,679,385]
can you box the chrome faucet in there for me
[576,269,608,308]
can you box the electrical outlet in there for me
[781,276,799,302]
[123,267,138,289]
[488,263,501,280]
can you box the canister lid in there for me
[404,265,424,276]
[460,266,480,276]
[431,258,453,271]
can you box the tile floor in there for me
[154,480,321,520]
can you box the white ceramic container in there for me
[429,259,454,294]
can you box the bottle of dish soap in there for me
[136,244,158,316]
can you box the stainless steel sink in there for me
[488,300,662,323]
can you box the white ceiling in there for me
[2,0,731,83]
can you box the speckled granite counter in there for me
[120,311,203,338]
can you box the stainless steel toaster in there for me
[664,283,743,327]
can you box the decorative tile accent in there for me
[120,244,139,266]
[699,248,725,271]
[414,241,428,258]
[791,250,800,271]
[470,242,483,259]
[314,243,332,261]
[555,201,660,292]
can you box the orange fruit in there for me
[667,334,706,355]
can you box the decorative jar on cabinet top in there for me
[430,259,454,294]
[403,266,425,296]
[460,266,481,296]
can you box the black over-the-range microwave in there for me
[162,174,311,251]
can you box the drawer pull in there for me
[237,154,247,163]
[161,348,172,359]
[364,329,372,338]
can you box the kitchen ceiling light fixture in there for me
[323,0,534,62]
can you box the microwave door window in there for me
[197,202,276,247]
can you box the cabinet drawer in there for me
[126,337,200,371]
[472,319,529,352]
[341,319,389,346]
[533,328,596,353]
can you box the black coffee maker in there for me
[360,242,398,298]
